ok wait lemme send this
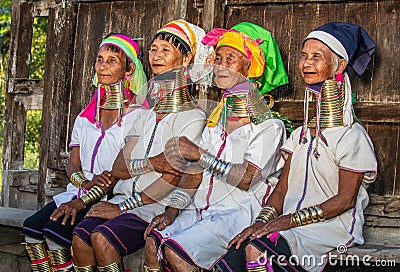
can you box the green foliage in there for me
[0,0,11,120]
[30,17,47,79]
[24,110,42,169]
[24,17,47,168]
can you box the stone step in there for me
[0,207,36,228]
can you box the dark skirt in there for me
[148,231,213,272]
[216,236,305,272]
[22,201,93,248]
[73,213,149,256]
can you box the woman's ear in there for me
[336,59,347,74]
[183,52,193,65]
[125,63,136,77]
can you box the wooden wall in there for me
[3,0,400,208]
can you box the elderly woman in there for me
[71,19,212,272]
[21,33,147,272]
[217,22,378,272]
[143,22,289,272]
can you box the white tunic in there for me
[156,119,286,269]
[108,108,207,220]
[53,108,143,207]
[279,123,377,272]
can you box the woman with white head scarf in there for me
[218,22,378,272]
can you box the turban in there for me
[94,33,147,96]
[156,19,213,75]
[305,22,376,126]
[82,34,147,124]
[202,22,288,94]
[306,22,376,76]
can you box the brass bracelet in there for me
[308,206,320,223]
[314,205,325,221]
[292,205,325,227]
[290,213,300,227]
[254,217,268,224]
[255,214,271,224]
[261,205,278,216]
[80,185,105,205]
[97,261,124,272]
[73,264,94,272]
[70,171,88,188]
[48,248,72,268]
[255,205,278,224]
[303,208,313,224]
[297,209,308,226]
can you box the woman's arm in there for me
[66,147,81,178]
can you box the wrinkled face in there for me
[299,39,337,85]
[213,46,250,89]
[149,37,187,75]
[95,46,128,85]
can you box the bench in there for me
[329,195,400,268]
[1,194,399,270]
[0,207,36,228]
[0,206,145,271]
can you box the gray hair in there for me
[331,52,341,77]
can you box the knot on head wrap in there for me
[155,19,213,72]
[202,22,288,94]
[305,22,376,127]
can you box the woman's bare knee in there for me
[91,232,120,265]
[164,246,196,270]
[72,234,95,266]
[91,232,116,254]
[91,232,108,250]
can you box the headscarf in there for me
[81,34,147,125]
[94,34,147,96]
[202,22,288,94]
[305,22,376,127]
[155,19,213,81]
[143,19,213,109]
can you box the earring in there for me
[335,73,344,83]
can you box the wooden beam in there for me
[6,78,43,110]
[8,78,42,95]
[2,0,33,175]
[227,0,367,4]
[37,4,77,208]
[203,0,226,31]
[2,0,33,207]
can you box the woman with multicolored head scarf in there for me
[142,19,213,108]
[218,22,378,272]
[21,33,146,272]
[142,22,288,272]
[71,19,211,272]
